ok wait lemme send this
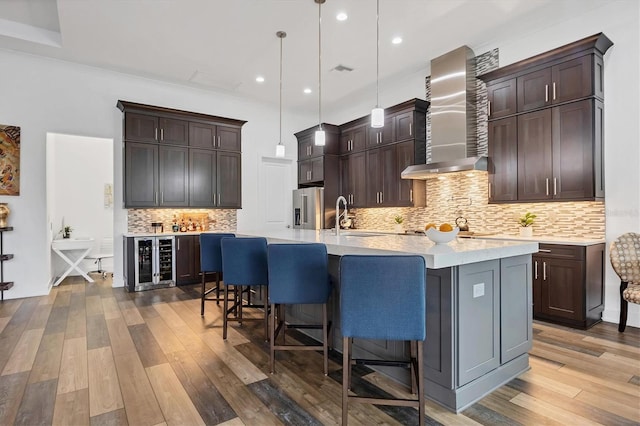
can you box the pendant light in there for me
[371,0,384,128]
[314,0,326,146]
[275,31,287,158]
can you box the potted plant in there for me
[518,212,536,237]
[62,226,73,239]
[393,215,404,234]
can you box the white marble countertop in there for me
[237,228,539,269]
[466,233,605,246]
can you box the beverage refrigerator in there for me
[124,236,176,291]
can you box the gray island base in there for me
[240,229,537,413]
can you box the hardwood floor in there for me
[0,276,638,425]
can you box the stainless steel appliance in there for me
[292,187,324,230]
[124,236,176,291]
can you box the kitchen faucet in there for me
[335,196,348,237]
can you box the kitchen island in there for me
[240,228,538,413]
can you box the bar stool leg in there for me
[323,304,328,376]
[263,287,269,341]
[410,340,417,394]
[201,272,206,316]
[418,341,425,426]
[270,302,276,373]
[216,272,221,305]
[342,336,350,426]
[223,284,230,340]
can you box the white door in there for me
[258,157,294,231]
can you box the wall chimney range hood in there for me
[402,46,485,180]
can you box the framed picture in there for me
[0,125,20,196]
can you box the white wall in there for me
[47,133,113,279]
[0,49,313,298]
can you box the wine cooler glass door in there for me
[135,238,154,284]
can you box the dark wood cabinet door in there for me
[488,117,518,202]
[517,68,551,112]
[176,235,197,285]
[394,111,413,142]
[189,122,216,149]
[299,134,322,159]
[125,143,158,207]
[487,79,517,119]
[396,141,418,206]
[552,56,592,104]
[217,125,241,151]
[158,146,189,206]
[367,116,394,147]
[541,258,584,321]
[189,149,216,207]
[217,151,241,208]
[340,125,367,154]
[517,109,552,201]
[552,100,593,200]
[159,118,188,145]
[367,145,396,206]
[340,153,363,207]
[311,157,324,183]
[125,113,158,142]
[532,255,543,316]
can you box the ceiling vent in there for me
[331,64,354,72]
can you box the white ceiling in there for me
[0,0,610,113]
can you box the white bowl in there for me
[425,227,459,244]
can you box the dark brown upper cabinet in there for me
[368,115,394,147]
[118,100,246,209]
[340,122,367,154]
[479,33,612,203]
[487,79,517,120]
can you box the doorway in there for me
[46,133,114,284]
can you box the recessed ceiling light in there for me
[336,12,348,21]
[304,88,312,94]
[255,76,265,83]
[392,36,403,45]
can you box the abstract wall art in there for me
[0,125,20,196]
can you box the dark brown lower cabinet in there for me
[176,235,198,285]
[532,243,605,329]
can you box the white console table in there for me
[52,238,95,286]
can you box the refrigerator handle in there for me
[301,194,307,224]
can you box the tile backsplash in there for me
[128,209,236,233]
[351,173,604,239]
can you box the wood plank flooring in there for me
[0,275,638,425]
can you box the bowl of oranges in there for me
[424,223,459,244]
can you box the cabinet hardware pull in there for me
[409,122,412,136]
[543,261,547,281]
[539,249,551,253]
[410,189,413,202]
[488,101,491,116]
[218,193,221,204]
[177,238,180,250]
[545,84,549,102]
[380,192,383,203]
[218,135,221,147]
[161,192,163,203]
[546,178,549,196]
[155,128,158,140]
[161,128,164,141]
[552,82,556,100]
[380,133,383,143]
[553,177,557,195]
[534,261,538,280]
[488,183,492,198]
[213,193,216,204]
[154,192,157,204]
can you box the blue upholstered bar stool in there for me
[221,237,269,340]
[339,255,426,426]
[199,233,235,316]
[267,243,332,374]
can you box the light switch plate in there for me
[473,283,485,298]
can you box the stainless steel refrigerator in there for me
[292,187,324,230]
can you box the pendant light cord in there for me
[318,0,322,130]
[376,0,380,108]
[279,33,283,145]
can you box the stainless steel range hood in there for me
[402,46,486,180]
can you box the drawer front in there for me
[538,244,584,260]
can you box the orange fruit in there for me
[425,223,437,231]
[439,223,453,232]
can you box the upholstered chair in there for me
[267,243,332,374]
[610,232,640,332]
[199,233,235,315]
[339,255,426,426]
